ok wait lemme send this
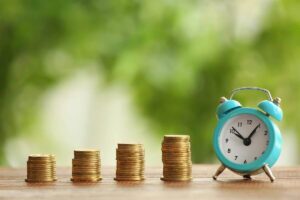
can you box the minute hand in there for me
[247,124,260,139]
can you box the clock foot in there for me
[263,164,275,182]
[243,175,251,180]
[213,164,226,180]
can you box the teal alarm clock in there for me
[212,87,283,182]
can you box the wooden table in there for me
[0,165,299,200]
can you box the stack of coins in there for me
[115,144,145,181]
[26,154,57,183]
[161,135,192,181]
[71,150,102,182]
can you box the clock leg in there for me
[243,175,251,180]
[263,164,275,182]
[213,164,226,180]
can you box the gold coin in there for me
[160,177,192,182]
[72,161,100,165]
[74,149,100,154]
[115,144,145,181]
[25,178,57,183]
[117,143,143,147]
[71,149,102,182]
[26,154,56,183]
[164,134,190,139]
[161,134,192,182]
[71,177,102,182]
[28,154,54,158]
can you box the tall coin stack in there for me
[71,150,102,182]
[115,144,145,181]
[26,154,57,183]
[161,135,192,181]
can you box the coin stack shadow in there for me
[26,154,57,183]
[161,135,192,181]
[71,150,102,182]
[115,144,145,181]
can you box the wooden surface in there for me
[0,165,300,200]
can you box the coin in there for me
[71,149,102,182]
[25,154,57,183]
[161,135,192,182]
[115,143,145,181]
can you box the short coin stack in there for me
[161,135,192,181]
[26,154,57,183]
[115,144,145,181]
[71,150,102,182]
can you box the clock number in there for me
[262,151,265,155]
[266,140,269,145]
[227,148,231,153]
[254,157,257,160]
[235,155,238,160]
[244,160,247,164]
[247,120,252,125]
[225,138,229,143]
[238,122,242,127]
[264,130,268,136]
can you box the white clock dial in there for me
[219,114,269,164]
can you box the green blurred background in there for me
[0,0,299,166]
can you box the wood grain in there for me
[0,165,300,200]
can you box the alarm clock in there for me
[212,87,283,182]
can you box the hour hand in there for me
[231,127,245,140]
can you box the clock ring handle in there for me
[229,87,273,101]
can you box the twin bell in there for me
[216,96,283,121]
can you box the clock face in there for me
[219,114,269,164]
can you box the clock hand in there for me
[231,127,245,141]
[247,124,260,139]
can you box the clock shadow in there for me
[214,178,268,184]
